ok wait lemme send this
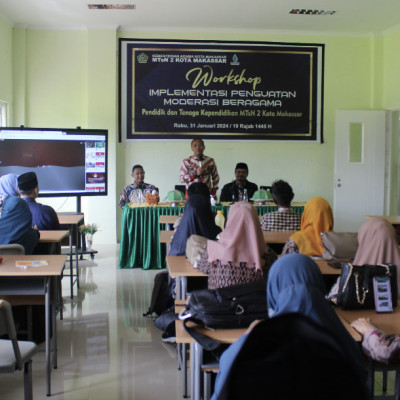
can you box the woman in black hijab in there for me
[169,192,221,256]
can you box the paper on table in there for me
[16,260,48,268]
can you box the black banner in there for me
[119,40,324,141]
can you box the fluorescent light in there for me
[289,9,336,15]
[88,4,136,9]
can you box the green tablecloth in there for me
[118,204,304,269]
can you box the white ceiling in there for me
[0,0,399,36]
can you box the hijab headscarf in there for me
[267,253,326,318]
[211,253,366,400]
[266,253,363,365]
[0,173,19,197]
[290,196,333,256]
[169,194,221,256]
[207,202,267,270]
[354,217,400,292]
[0,196,38,254]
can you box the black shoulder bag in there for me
[179,280,268,350]
[337,263,397,310]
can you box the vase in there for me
[86,234,93,250]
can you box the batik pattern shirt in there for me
[362,327,400,364]
[179,155,219,195]
[119,182,159,208]
[198,248,277,290]
[261,208,301,231]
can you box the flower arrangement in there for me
[79,223,98,235]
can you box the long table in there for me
[119,203,305,269]
[176,307,364,400]
[160,229,296,245]
[58,213,84,298]
[39,230,69,254]
[178,303,400,400]
[0,254,66,396]
[167,255,340,301]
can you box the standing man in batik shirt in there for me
[179,138,219,198]
[119,164,158,208]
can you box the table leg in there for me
[181,276,187,300]
[183,343,188,398]
[176,276,182,300]
[75,225,80,289]
[52,276,57,369]
[69,228,73,298]
[45,278,51,396]
[191,342,203,400]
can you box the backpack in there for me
[179,280,267,350]
[143,271,173,317]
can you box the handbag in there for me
[336,263,398,310]
[179,280,267,350]
[185,234,208,267]
[321,231,358,261]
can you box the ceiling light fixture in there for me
[289,9,336,16]
[88,4,136,9]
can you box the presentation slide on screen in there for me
[0,130,107,195]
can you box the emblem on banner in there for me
[230,54,240,66]
[137,53,149,63]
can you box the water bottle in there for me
[137,189,143,205]
[215,210,225,231]
[242,188,248,202]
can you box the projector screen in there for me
[0,127,108,197]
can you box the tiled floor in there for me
[0,244,182,400]
[0,243,398,399]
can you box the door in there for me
[334,110,388,232]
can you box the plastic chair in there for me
[175,185,186,195]
[0,299,38,400]
[0,244,25,255]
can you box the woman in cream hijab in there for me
[281,197,333,257]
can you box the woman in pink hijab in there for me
[353,217,400,276]
[198,202,277,289]
[349,217,400,364]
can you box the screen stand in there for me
[76,195,81,213]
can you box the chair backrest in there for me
[175,185,186,195]
[0,244,25,255]
[0,300,23,369]
[215,313,368,400]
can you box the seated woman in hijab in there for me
[211,253,366,400]
[329,215,400,298]
[281,196,333,257]
[348,217,400,364]
[198,202,277,290]
[0,195,40,254]
[169,189,221,256]
[171,182,212,231]
[0,173,19,216]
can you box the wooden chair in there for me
[0,299,38,400]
